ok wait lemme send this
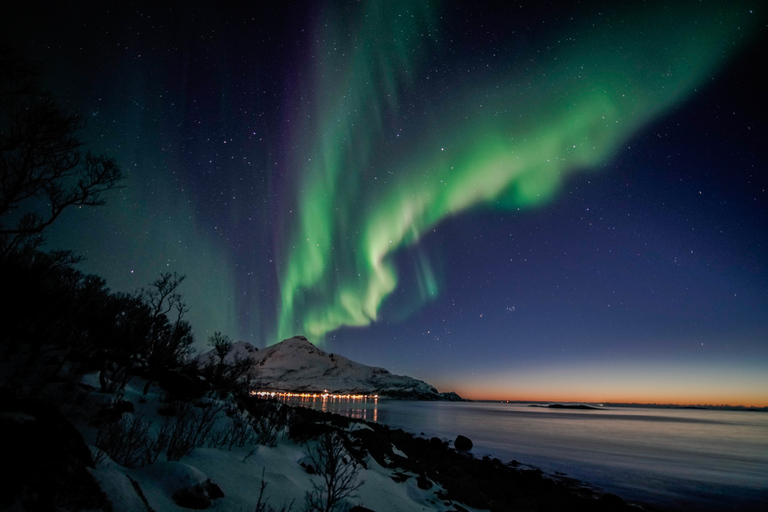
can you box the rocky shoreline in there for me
[259,396,658,512]
[1,382,663,512]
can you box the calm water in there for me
[278,397,768,511]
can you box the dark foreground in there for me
[0,388,657,512]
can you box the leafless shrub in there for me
[254,468,295,512]
[304,431,364,512]
[159,401,221,461]
[253,411,281,447]
[94,413,151,467]
[99,359,130,394]
[208,403,283,450]
[209,413,259,450]
[143,428,167,466]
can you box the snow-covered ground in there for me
[78,372,478,512]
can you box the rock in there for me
[351,426,392,467]
[157,369,210,400]
[389,428,409,445]
[171,479,224,509]
[598,492,626,508]
[450,481,488,508]
[391,472,410,483]
[417,473,433,490]
[0,399,112,512]
[205,480,224,500]
[429,436,446,449]
[172,485,210,509]
[301,462,317,474]
[454,434,473,451]
[488,497,515,512]
[288,413,334,442]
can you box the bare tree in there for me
[140,272,195,394]
[209,331,233,364]
[202,331,254,393]
[304,431,364,512]
[0,44,123,256]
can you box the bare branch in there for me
[0,44,123,255]
[305,431,364,512]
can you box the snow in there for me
[91,457,150,512]
[391,444,408,459]
[196,340,260,367]
[104,440,460,512]
[89,427,473,512]
[78,369,480,512]
[238,336,441,398]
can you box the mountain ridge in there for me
[200,336,463,400]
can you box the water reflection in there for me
[253,391,378,423]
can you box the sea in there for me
[275,396,768,511]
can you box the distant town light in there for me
[251,390,378,400]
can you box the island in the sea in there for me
[528,403,604,410]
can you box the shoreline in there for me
[260,396,660,512]
[252,394,768,512]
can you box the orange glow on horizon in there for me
[452,383,768,408]
[457,390,768,408]
[437,364,768,408]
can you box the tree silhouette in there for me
[201,331,255,393]
[0,44,123,256]
[140,272,195,394]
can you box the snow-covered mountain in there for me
[200,336,460,400]
[196,340,260,367]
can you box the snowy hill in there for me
[219,336,457,400]
[196,340,260,367]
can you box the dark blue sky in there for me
[5,1,766,404]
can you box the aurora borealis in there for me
[4,1,767,405]
[276,1,758,341]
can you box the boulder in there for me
[454,434,473,451]
[416,473,433,490]
[172,479,223,509]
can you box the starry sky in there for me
[5,1,767,405]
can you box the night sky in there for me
[5,1,767,405]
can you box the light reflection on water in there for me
[277,398,768,511]
[276,395,379,423]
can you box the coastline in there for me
[269,396,768,512]
[5,358,764,511]
[263,396,656,512]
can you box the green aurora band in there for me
[276,1,760,343]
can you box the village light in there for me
[252,389,377,400]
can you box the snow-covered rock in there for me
[246,336,450,400]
